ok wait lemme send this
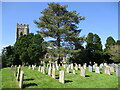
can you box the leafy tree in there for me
[14,33,46,65]
[34,3,85,64]
[116,40,120,45]
[85,33,103,65]
[105,36,115,49]
[1,45,16,67]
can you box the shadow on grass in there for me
[24,78,34,81]
[85,75,90,77]
[65,80,73,83]
[23,83,38,88]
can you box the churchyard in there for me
[1,62,119,89]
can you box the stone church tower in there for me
[16,23,29,39]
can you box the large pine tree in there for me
[34,3,85,63]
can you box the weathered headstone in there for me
[59,70,65,84]
[83,64,86,69]
[110,66,114,72]
[104,66,110,75]
[66,67,69,73]
[88,65,93,72]
[19,71,24,88]
[78,64,81,69]
[28,65,31,69]
[16,67,21,81]
[52,68,56,78]
[48,67,52,76]
[80,67,86,77]
[95,66,100,73]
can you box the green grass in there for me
[1,68,19,88]
[1,66,119,89]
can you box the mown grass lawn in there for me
[1,66,119,89]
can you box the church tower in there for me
[16,23,29,39]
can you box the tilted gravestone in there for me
[52,68,56,79]
[16,67,21,81]
[80,67,86,77]
[19,71,24,88]
[95,66,100,73]
[59,70,65,84]
[88,65,93,72]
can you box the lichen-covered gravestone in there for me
[59,70,65,84]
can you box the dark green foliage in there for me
[116,40,120,45]
[2,45,16,67]
[105,36,115,48]
[14,33,46,65]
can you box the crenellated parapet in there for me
[16,23,29,39]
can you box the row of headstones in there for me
[29,65,65,83]
[11,65,24,88]
[88,64,120,76]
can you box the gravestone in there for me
[95,66,100,73]
[75,64,78,70]
[59,70,65,84]
[52,68,56,79]
[14,65,17,77]
[28,65,31,69]
[66,67,69,73]
[116,65,120,76]
[16,67,21,81]
[104,66,110,75]
[73,70,76,74]
[78,64,81,69]
[56,66,59,70]
[110,66,114,72]
[88,65,93,72]
[19,71,24,88]
[38,66,41,72]
[42,67,45,74]
[71,63,74,70]
[48,67,52,76]
[93,65,96,69]
[80,67,86,77]
[83,64,86,69]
